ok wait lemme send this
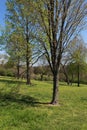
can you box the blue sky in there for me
[0,0,87,44]
[0,0,6,27]
[81,30,87,43]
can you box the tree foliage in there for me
[2,0,87,104]
[5,0,39,83]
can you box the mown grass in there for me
[0,76,87,130]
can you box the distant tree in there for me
[6,31,25,79]
[38,56,48,81]
[61,63,70,85]
[61,36,87,86]
[67,37,87,86]
[33,65,52,81]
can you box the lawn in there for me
[0,76,87,130]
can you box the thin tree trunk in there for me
[17,64,20,79]
[26,18,31,85]
[26,42,31,85]
[51,73,59,105]
[26,56,31,85]
[62,65,70,85]
[17,57,20,79]
[77,64,80,87]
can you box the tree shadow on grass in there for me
[0,92,40,107]
[0,82,41,107]
[0,90,51,107]
[0,78,37,87]
[0,78,50,107]
[80,97,87,102]
[0,78,26,84]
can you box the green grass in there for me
[0,76,87,130]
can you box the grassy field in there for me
[0,76,87,130]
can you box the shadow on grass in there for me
[0,78,26,84]
[0,86,50,107]
[80,97,87,102]
[0,91,51,107]
[0,92,40,107]
[0,78,37,87]
[0,78,39,107]
[0,78,50,107]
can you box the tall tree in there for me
[6,0,36,84]
[34,0,87,104]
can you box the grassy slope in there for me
[0,77,87,130]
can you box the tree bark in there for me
[77,64,80,87]
[51,73,59,105]
[26,18,31,85]
[26,54,31,85]
[26,36,31,85]
[17,57,20,79]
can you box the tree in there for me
[34,0,87,104]
[67,36,87,86]
[0,26,25,79]
[61,63,70,85]
[6,0,37,84]
[61,35,87,85]
[6,30,25,79]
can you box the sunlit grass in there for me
[0,76,87,130]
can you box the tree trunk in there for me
[26,57,31,85]
[62,65,70,85]
[51,73,59,105]
[26,42,31,85]
[77,64,80,87]
[26,18,31,85]
[17,64,20,79]
[17,57,20,79]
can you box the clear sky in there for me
[81,30,87,43]
[0,0,87,44]
[0,0,6,27]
